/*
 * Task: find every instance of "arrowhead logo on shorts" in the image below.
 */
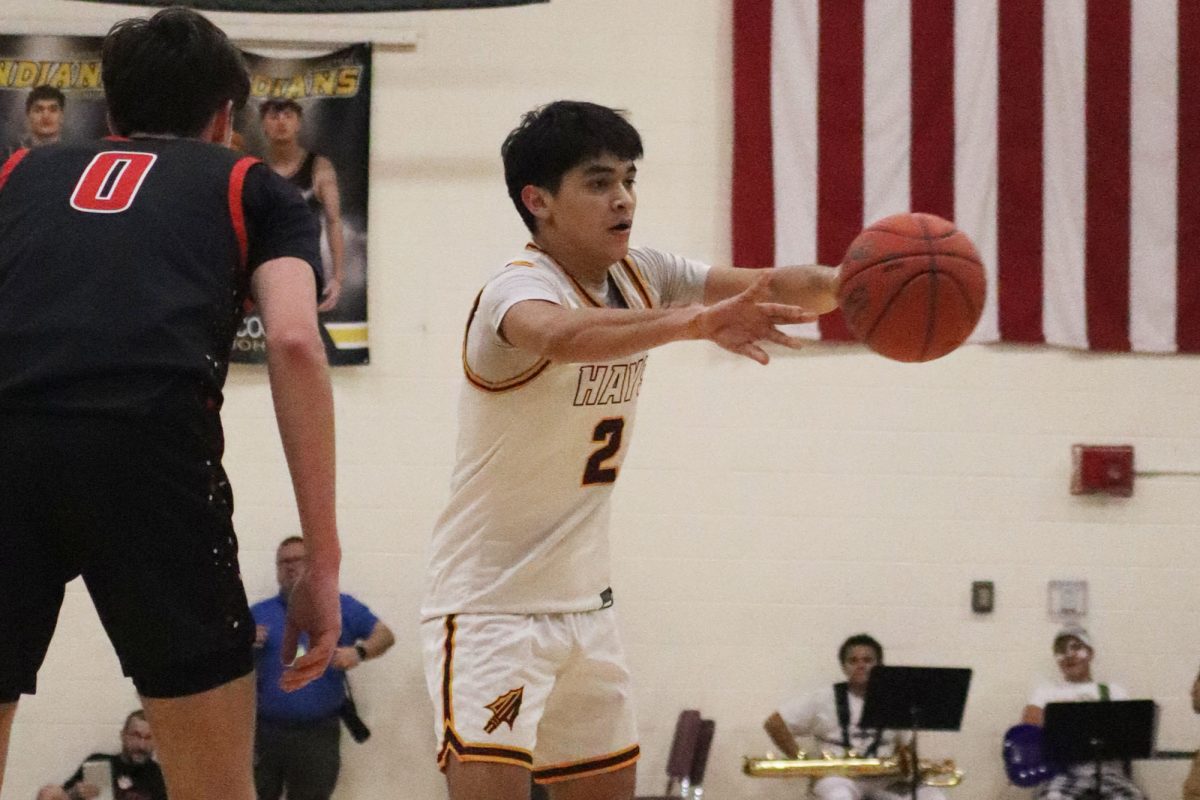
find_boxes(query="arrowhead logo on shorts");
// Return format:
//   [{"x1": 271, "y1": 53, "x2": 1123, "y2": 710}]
[{"x1": 483, "y1": 686, "x2": 524, "y2": 734}]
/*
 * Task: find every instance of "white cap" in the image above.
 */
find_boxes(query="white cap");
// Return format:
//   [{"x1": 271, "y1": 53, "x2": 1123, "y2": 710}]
[{"x1": 1053, "y1": 624, "x2": 1093, "y2": 651}]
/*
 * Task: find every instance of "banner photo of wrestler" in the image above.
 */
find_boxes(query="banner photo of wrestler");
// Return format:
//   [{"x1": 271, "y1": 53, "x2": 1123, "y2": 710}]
[
  {"x1": 0, "y1": 34, "x2": 371, "y2": 367},
  {"x1": 233, "y1": 44, "x2": 372, "y2": 366}
]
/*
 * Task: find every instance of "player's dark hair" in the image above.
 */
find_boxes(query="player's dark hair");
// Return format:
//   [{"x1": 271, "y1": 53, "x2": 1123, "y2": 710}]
[
  {"x1": 101, "y1": 7, "x2": 249, "y2": 138},
  {"x1": 278, "y1": 535, "x2": 304, "y2": 550},
  {"x1": 259, "y1": 98, "x2": 304, "y2": 118},
  {"x1": 25, "y1": 85, "x2": 65, "y2": 113},
  {"x1": 839, "y1": 634, "x2": 884, "y2": 665},
  {"x1": 122, "y1": 709, "x2": 146, "y2": 733},
  {"x1": 501, "y1": 100, "x2": 643, "y2": 233}
]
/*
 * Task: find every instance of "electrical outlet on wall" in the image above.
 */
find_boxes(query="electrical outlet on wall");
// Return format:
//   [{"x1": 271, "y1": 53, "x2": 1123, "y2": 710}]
[{"x1": 971, "y1": 581, "x2": 995, "y2": 613}]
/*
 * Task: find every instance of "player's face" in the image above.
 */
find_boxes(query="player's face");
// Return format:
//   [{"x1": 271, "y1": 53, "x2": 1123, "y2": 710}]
[
  {"x1": 1053, "y1": 637, "x2": 1093, "y2": 682},
  {"x1": 841, "y1": 645, "x2": 879, "y2": 690},
  {"x1": 120, "y1": 718, "x2": 154, "y2": 764},
  {"x1": 262, "y1": 108, "x2": 302, "y2": 144},
  {"x1": 539, "y1": 153, "x2": 637, "y2": 268},
  {"x1": 275, "y1": 541, "x2": 308, "y2": 595},
  {"x1": 26, "y1": 100, "x2": 62, "y2": 140}
]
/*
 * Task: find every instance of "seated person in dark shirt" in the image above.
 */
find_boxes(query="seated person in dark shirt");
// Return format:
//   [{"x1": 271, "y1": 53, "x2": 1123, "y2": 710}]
[{"x1": 36, "y1": 710, "x2": 166, "y2": 800}]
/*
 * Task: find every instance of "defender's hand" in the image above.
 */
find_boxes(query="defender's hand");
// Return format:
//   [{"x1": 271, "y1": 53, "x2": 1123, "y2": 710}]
[{"x1": 279, "y1": 566, "x2": 341, "y2": 692}]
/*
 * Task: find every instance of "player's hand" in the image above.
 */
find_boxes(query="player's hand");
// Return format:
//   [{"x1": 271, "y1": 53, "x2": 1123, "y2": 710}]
[
  {"x1": 330, "y1": 646, "x2": 361, "y2": 671},
  {"x1": 279, "y1": 565, "x2": 341, "y2": 692},
  {"x1": 695, "y1": 272, "x2": 815, "y2": 364},
  {"x1": 317, "y1": 277, "x2": 342, "y2": 312}
]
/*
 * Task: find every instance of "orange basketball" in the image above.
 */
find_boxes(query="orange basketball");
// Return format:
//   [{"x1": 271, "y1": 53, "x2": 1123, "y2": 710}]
[{"x1": 836, "y1": 213, "x2": 985, "y2": 363}]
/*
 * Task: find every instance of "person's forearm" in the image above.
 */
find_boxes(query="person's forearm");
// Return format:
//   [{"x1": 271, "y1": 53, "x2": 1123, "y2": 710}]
[
  {"x1": 529, "y1": 305, "x2": 704, "y2": 363},
  {"x1": 326, "y1": 211, "x2": 345, "y2": 283},
  {"x1": 360, "y1": 623, "x2": 395, "y2": 659},
  {"x1": 767, "y1": 264, "x2": 839, "y2": 314},
  {"x1": 764, "y1": 712, "x2": 802, "y2": 758},
  {"x1": 704, "y1": 264, "x2": 839, "y2": 313},
  {"x1": 266, "y1": 328, "x2": 340, "y2": 570}
]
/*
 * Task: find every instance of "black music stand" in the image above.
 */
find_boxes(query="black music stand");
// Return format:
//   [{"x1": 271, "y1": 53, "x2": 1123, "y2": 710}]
[
  {"x1": 860, "y1": 666, "x2": 972, "y2": 800},
  {"x1": 1043, "y1": 700, "x2": 1158, "y2": 800}
]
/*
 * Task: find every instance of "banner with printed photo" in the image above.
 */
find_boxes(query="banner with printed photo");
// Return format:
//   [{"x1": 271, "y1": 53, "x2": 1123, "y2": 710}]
[
  {"x1": 232, "y1": 44, "x2": 372, "y2": 365},
  {"x1": 78, "y1": 0, "x2": 544, "y2": 11},
  {"x1": 0, "y1": 35, "x2": 108, "y2": 154},
  {"x1": 0, "y1": 33, "x2": 370, "y2": 366}
]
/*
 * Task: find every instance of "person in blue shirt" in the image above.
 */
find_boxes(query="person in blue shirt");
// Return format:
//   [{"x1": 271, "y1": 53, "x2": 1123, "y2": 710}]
[{"x1": 251, "y1": 536, "x2": 394, "y2": 800}]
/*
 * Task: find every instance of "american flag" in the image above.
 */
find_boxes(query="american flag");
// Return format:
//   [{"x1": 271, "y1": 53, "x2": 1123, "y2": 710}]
[{"x1": 733, "y1": 0, "x2": 1199, "y2": 353}]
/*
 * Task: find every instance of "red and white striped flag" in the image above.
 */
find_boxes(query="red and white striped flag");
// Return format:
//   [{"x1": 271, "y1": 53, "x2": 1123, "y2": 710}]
[{"x1": 733, "y1": 0, "x2": 1200, "y2": 353}]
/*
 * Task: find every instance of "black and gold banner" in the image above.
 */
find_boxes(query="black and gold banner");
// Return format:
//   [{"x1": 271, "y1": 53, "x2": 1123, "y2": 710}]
[
  {"x1": 76, "y1": 0, "x2": 544, "y2": 11},
  {"x1": 231, "y1": 43, "x2": 373, "y2": 365},
  {"x1": 0, "y1": 34, "x2": 372, "y2": 366}
]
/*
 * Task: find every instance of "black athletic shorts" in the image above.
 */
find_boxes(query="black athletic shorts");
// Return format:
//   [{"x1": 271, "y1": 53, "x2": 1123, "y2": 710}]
[{"x1": 0, "y1": 411, "x2": 255, "y2": 701}]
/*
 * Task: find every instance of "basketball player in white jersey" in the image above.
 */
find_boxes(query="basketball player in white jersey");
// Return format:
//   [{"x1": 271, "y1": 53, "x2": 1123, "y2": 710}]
[{"x1": 421, "y1": 100, "x2": 840, "y2": 800}]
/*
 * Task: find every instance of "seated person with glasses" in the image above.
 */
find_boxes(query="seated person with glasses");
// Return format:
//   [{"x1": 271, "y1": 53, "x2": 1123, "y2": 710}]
[{"x1": 37, "y1": 710, "x2": 165, "y2": 800}]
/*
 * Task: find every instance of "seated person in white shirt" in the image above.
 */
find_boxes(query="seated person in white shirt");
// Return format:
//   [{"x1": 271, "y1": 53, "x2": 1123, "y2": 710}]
[
  {"x1": 1020, "y1": 625, "x2": 1145, "y2": 800},
  {"x1": 763, "y1": 634, "x2": 948, "y2": 800}
]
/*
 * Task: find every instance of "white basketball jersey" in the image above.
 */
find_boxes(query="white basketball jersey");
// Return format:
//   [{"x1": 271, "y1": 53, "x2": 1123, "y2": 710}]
[{"x1": 421, "y1": 244, "x2": 709, "y2": 618}]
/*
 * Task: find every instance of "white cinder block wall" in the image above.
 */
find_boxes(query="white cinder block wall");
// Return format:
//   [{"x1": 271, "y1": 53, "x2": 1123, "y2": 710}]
[{"x1": 5, "y1": 1, "x2": 1199, "y2": 799}]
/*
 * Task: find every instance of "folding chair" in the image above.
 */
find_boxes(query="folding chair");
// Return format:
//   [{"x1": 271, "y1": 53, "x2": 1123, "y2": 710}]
[
  {"x1": 688, "y1": 718, "x2": 716, "y2": 799},
  {"x1": 636, "y1": 709, "x2": 717, "y2": 799}
]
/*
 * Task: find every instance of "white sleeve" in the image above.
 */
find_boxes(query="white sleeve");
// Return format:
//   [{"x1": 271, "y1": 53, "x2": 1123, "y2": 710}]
[
  {"x1": 627, "y1": 246, "x2": 710, "y2": 307},
  {"x1": 477, "y1": 266, "x2": 563, "y2": 345},
  {"x1": 777, "y1": 692, "x2": 819, "y2": 736},
  {"x1": 1028, "y1": 682, "x2": 1053, "y2": 709},
  {"x1": 464, "y1": 266, "x2": 563, "y2": 383},
  {"x1": 1107, "y1": 683, "x2": 1130, "y2": 700}
]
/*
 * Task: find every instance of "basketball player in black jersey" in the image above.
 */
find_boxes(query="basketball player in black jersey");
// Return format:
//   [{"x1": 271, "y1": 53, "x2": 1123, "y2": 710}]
[
  {"x1": 0, "y1": 9, "x2": 342, "y2": 800},
  {"x1": 260, "y1": 98, "x2": 345, "y2": 312}
]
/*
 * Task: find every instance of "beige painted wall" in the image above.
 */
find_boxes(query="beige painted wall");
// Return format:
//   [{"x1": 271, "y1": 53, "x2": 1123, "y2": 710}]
[{"x1": 3, "y1": 1, "x2": 1199, "y2": 799}]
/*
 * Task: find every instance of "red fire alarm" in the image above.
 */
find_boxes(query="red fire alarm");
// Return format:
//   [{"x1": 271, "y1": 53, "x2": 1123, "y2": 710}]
[{"x1": 1071, "y1": 444, "x2": 1134, "y2": 497}]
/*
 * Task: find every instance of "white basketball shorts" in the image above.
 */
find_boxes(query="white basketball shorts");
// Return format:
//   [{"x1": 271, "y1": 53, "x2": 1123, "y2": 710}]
[{"x1": 421, "y1": 609, "x2": 640, "y2": 785}]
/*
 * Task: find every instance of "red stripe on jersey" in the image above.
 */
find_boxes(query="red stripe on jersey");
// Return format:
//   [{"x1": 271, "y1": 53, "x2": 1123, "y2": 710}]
[
  {"x1": 997, "y1": 0, "x2": 1045, "y2": 343},
  {"x1": 816, "y1": 0, "x2": 863, "y2": 341},
  {"x1": 910, "y1": 0, "x2": 956, "y2": 221},
  {"x1": 732, "y1": 0, "x2": 775, "y2": 269},
  {"x1": 0, "y1": 148, "x2": 29, "y2": 193},
  {"x1": 228, "y1": 156, "x2": 259, "y2": 271},
  {"x1": 1179, "y1": 2, "x2": 1200, "y2": 351},
  {"x1": 1084, "y1": 0, "x2": 1132, "y2": 351}
]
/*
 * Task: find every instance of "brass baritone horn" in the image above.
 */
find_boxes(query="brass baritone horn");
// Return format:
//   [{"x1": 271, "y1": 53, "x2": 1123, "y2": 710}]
[{"x1": 743, "y1": 752, "x2": 963, "y2": 788}]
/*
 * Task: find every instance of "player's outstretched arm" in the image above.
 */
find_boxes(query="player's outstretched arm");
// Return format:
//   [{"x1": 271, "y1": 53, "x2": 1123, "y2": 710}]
[
  {"x1": 251, "y1": 258, "x2": 342, "y2": 691},
  {"x1": 503, "y1": 272, "x2": 814, "y2": 365},
  {"x1": 704, "y1": 263, "x2": 840, "y2": 315}
]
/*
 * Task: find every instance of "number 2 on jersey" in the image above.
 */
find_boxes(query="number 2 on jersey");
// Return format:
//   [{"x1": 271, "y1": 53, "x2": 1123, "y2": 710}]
[
  {"x1": 70, "y1": 151, "x2": 157, "y2": 214},
  {"x1": 582, "y1": 417, "x2": 625, "y2": 485}
]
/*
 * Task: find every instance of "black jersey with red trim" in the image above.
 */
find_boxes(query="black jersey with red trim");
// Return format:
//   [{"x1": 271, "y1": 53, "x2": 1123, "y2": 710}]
[{"x1": 0, "y1": 137, "x2": 320, "y2": 422}]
